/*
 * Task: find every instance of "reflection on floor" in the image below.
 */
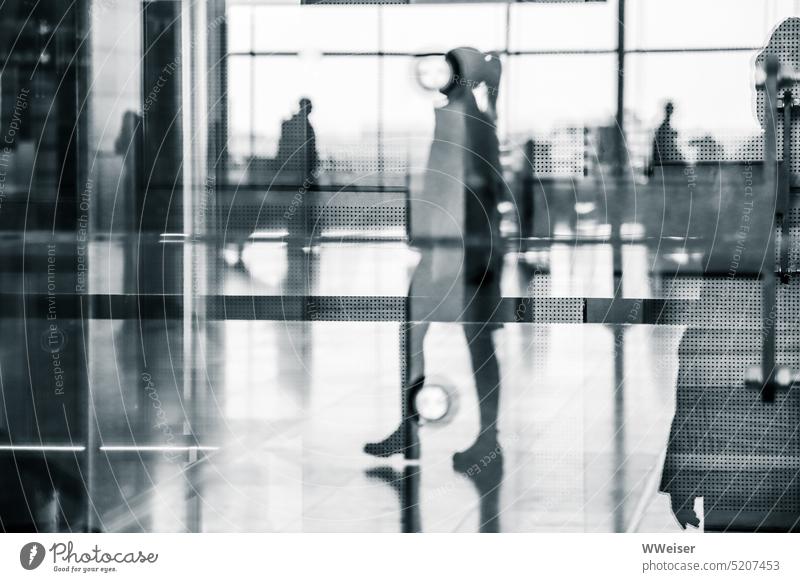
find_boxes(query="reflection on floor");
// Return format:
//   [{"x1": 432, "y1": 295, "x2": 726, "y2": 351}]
[{"x1": 75, "y1": 321, "x2": 687, "y2": 533}]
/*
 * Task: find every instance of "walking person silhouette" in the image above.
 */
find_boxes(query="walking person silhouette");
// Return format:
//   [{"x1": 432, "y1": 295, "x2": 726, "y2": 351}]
[{"x1": 365, "y1": 48, "x2": 507, "y2": 471}]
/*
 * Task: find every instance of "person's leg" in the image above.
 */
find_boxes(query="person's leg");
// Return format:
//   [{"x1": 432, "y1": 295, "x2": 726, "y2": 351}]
[
  {"x1": 466, "y1": 323, "x2": 501, "y2": 434},
  {"x1": 364, "y1": 321, "x2": 428, "y2": 459},
  {"x1": 234, "y1": 242, "x2": 246, "y2": 270},
  {"x1": 364, "y1": 246, "x2": 436, "y2": 459},
  {"x1": 405, "y1": 320, "x2": 427, "y2": 384},
  {"x1": 453, "y1": 323, "x2": 502, "y2": 468}
]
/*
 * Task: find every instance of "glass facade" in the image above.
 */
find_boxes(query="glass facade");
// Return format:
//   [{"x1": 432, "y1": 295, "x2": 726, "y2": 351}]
[{"x1": 0, "y1": 0, "x2": 798, "y2": 534}]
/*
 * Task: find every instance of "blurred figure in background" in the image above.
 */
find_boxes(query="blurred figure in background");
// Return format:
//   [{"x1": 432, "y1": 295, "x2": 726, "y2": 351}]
[
  {"x1": 277, "y1": 97, "x2": 319, "y2": 247},
  {"x1": 649, "y1": 101, "x2": 683, "y2": 173},
  {"x1": 276, "y1": 97, "x2": 319, "y2": 187}
]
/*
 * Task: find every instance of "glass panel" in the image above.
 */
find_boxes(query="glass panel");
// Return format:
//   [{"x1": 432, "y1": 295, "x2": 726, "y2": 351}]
[
  {"x1": 506, "y1": 54, "x2": 616, "y2": 134},
  {"x1": 250, "y1": 5, "x2": 380, "y2": 53},
  {"x1": 509, "y1": 1, "x2": 618, "y2": 53},
  {"x1": 626, "y1": 0, "x2": 800, "y2": 50},
  {"x1": 625, "y1": 52, "x2": 762, "y2": 145},
  {"x1": 381, "y1": 4, "x2": 507, "y2": 53}
]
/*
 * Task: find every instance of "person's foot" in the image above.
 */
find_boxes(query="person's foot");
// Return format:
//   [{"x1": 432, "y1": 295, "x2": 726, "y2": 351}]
[
  {"x1": 364, "y1": 377, "x2": 424, "y2": 459},
  {"x1": 670, "y1": 496, "x2": 700, "y2": 529},
  {"x1": 364, "y1": 420, "x2": 420, "y2": 459},
  {"x1": 452, "y1": 430, "x2": 501, "y2": 474}
]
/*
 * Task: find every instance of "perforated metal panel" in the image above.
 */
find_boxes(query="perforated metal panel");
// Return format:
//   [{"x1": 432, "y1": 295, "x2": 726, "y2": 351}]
[
  {"x1": 213, "y1": 199, "x2": 407, "y2": 234},
  {"x1": 528, "y1": 128, "x2": 585, "y2": 177},
  {"x1": 656, "y1": 275, "x2": 800, "y2": 529},
  {"x1": 319, "y1": 143, "x2": 407, "y2": 175}
]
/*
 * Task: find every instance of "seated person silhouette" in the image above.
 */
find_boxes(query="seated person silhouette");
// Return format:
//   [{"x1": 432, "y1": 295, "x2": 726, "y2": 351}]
[
  {"x1": 659, "y1": 18, "x2": 800, "y2": 532},
  {"x1": 364, "y1": 48, "x2": 507, "y2": 472}
]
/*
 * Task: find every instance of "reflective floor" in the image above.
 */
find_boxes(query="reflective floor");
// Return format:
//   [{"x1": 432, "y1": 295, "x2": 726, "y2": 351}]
[{"x1": 6, "y1": 235, "x2": 793, "y2": 533}]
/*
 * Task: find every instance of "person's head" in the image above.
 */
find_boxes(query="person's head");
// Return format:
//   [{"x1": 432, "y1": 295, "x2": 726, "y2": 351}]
[
  {"x1": 298, "y1": 97, "x2": 313, "y2": 116},
  {"x1": 664, "y1": 101, "x2": 675, "y2": 118},
  {"x1": 442, "y1": 47, "x2": 487, "y2": 97},
  {"x1": 754, "y1": 17, "x2": 800, "y2": 129}
]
